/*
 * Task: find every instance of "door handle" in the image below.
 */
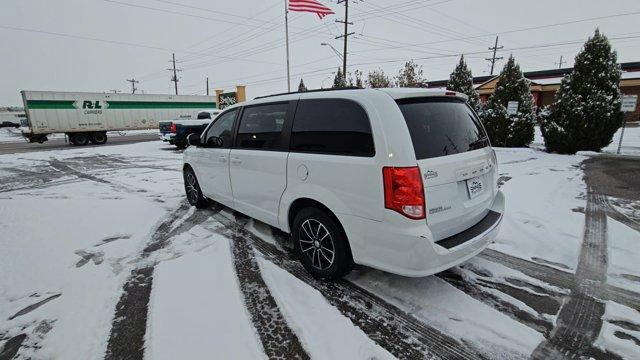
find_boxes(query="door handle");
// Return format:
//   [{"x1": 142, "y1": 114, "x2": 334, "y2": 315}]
[
  {"x1": 218, "y1": 156, "x2": 227, "y2": 163},
  {"x1": 230, "y1": 157, "x2": 242, "y2": 164}
]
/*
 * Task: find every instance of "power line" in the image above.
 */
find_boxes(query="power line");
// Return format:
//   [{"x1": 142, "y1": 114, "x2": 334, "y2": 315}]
[
  {"x1": 351, "y1": 9, "x2": 640, "y2": 54},
  {"x1": 485, "y1": 36, "x2": 503, "y2": 75}
]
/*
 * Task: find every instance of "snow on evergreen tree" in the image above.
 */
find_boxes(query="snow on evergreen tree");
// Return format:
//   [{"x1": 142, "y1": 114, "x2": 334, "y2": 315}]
[
  {"x1": 541, "y1": 29, "x2": 622, "y2": 154},
  {"x1": 298, "y1": 78, "x2": 307, "y2": 92},
  {"x1": 447, "y1": 55, "x2": 481, "y2": 113},
  {"x1": 354, "y1": 70, "x2": 364, "y2": 88},
  {"x1": 396, "y1": 60, "x2": 428, "y2": 88},
  {"x1": 481, "y1": 55, "x2": 535, "y2": 147},
  {"x1": 367, "y1": 69, "x2": 392, "y2": 88},
  {"x1": 333, "y1": 68, "x2": 347, "y2": 88},
  {"x1": 347, "y1": 70, "x2": 364, "y2": 88}
]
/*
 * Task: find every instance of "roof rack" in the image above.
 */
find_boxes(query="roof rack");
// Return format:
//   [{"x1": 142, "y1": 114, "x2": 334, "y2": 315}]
[{"x1": 254, "y1": 86, "x2": 362, "y2": 100}]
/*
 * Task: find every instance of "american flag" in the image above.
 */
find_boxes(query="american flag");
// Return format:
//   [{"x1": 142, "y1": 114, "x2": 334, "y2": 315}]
[{"x1": 288, "y1": 0, "x2": 335, "y2": 19}]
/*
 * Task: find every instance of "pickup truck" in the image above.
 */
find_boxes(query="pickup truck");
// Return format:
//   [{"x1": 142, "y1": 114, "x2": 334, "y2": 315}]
[{"x1": 159, "y1": 109, "x2": 221, "y2": 148}]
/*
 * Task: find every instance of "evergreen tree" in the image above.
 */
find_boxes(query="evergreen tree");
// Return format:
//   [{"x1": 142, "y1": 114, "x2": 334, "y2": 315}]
[
  {"x1": 481, "y1": 55, "x2": 535, "y2": 147},
  {"x1": 396, "y1": 60, "x2": 428, "y2": 88},
  {"x1": 333, "y1": 68, "x2": 347, "y2": 88},
  {"x1": 298, "y1": 78, "x2": 307, "y2": 92},
  {"x1": 447, "y1": 55, "x2": 481, "y2": 113},
  {"x1": 541, "y1": 29, "x2": 622, "y2": 154},
  {"x1": 366, "y1": 69, "x2": 392, "y2": 88},
  {"x1": 354, "y1": 70, "x2": 364, "y2": 88}
]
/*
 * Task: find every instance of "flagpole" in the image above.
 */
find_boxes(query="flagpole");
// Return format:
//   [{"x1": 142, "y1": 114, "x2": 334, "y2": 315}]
[{"x1": 285, "y1": 0, "x2": 291, "y2": 92}]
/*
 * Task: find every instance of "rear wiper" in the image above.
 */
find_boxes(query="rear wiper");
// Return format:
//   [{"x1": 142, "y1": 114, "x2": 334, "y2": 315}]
[{"x1": 468, "y1": 136, "x2": 488, "y2": 150}]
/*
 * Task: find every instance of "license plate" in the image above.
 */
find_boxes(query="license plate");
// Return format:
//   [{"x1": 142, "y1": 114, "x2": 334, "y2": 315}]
[{"x1": 466, "y1": 176, "x2": 484, "y2": 199}]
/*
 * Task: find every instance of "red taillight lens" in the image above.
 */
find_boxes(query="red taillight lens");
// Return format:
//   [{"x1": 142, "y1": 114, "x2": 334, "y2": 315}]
[
  {"x1": 169, "y1": 123, "x2": 177, "y2": 133},
  {"x1": 383, "y1": 166, "x2": 426, "y2": 219}
]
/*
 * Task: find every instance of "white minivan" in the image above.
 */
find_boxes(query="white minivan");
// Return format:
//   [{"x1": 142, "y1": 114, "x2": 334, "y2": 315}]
[{"x1": 183, "y1": 88, "x2": 504, "y2": 279}]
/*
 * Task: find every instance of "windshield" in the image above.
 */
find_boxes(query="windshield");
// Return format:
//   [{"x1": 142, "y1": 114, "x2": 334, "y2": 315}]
[{"x1": 396, "y1": 97, "x2": 489, "y2": 160}]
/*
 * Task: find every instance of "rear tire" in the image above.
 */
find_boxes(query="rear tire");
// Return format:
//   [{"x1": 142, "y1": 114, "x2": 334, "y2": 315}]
[
  {"x1": 183, "y1": 167, "x2": 208, "y2": 209},
  {"x1": 293, "y1": 207, "x2": 353, "y2": 280},
  {"x1": 69, "y1": 133, "x2": 89, "y2": 146},
  {"x1": 90, "y1": 132, "x2": 107, "y2": 145}
]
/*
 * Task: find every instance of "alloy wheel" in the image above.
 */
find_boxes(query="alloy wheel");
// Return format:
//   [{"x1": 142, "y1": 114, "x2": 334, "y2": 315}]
[
  {"x1": 185, "y1": 171, "x2": 199, "y2": 204},
  {"x1": 298, "y1": 219, "x2": 335, "y2": 270}
]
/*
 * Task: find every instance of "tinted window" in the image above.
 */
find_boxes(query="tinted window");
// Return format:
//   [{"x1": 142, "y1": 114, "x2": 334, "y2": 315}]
[
  {"x1": 396, "y1": 98, "x2": 488, "y2": 160},
  {"x1": 197, "y1": 111, "x2": 211, "y2": 119},
  {"x1": 235, "y1": 103, "x2": 288, "y2": 150},
  {"x1": 291, "y1": 99, "x2": 374, "y2": 157},
  {"x1": 204, "y1": 109, "x2": 237, "y2": 147}
]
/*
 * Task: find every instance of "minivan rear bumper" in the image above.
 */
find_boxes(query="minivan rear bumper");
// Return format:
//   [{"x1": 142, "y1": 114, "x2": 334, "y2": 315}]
[{"x1": 342, "y1": 190, "x2": 504, "y2": 277}]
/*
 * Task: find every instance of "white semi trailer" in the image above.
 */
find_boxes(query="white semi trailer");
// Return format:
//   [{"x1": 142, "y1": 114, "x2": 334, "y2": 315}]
[{"x1": 20, "y1": 90, "x2": 217, "y2": 145}]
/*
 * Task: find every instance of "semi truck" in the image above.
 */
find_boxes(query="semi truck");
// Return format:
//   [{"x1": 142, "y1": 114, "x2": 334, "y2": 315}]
[{"x1": 20, "y1": 90, "x2": 217, "y2": 145}]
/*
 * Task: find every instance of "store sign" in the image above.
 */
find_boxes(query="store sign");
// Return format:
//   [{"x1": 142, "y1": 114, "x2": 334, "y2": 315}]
[
  {"x1": 218, "y1": 92, "x2": 237, "y2": 110},
  {"x1": 507, "y1": 101, "x2": 519, "y2": 115},
  {"x1": 621, "y1": 95, "x2": 638, "y2": 112}
]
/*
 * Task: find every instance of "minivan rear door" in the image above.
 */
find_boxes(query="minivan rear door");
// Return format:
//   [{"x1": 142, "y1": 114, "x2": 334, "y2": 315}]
[
  {"x1": 229, "y1": 102, "x2": 293, "y2": 228},
  {"x1": 396, "y1": 97, "x2": 497, "y2": 241}
]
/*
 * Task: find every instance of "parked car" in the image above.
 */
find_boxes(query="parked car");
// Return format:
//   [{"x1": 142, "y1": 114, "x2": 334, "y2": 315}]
[
  {"x1": 0, "y1": 121, "x2": 20, "y2": 128},
  {"x1": 159, "y1": 110, "x2": 221, "y2": 148},
  {"x1": 182, "y1": 88, "x2": 504, "y2": 279}
]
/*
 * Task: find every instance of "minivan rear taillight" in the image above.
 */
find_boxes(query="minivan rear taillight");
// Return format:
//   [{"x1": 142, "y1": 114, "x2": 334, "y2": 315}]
[
  {"x1": 169, "y1": 123, "x2": 177, "y2": 133},
  {"x1": 382, "y1": 166, "x2": 425, "y2": 219}
]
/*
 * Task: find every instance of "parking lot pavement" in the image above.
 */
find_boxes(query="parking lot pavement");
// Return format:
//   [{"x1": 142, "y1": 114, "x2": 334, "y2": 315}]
[
  {"x1": 0, "y1": 133, "x2": 158, "y2": 155},
  {"x1": 0, "y1": 142, "x2": 639, "y2": 359}
]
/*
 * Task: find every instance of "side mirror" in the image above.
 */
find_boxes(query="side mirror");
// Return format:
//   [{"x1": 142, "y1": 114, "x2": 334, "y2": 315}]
[
  {"x1": 206, "y1": 136, "x2": 224, "y2": 148},
  {"x1": 187, "y1": 133, "x2": 201, "y2": 147}
]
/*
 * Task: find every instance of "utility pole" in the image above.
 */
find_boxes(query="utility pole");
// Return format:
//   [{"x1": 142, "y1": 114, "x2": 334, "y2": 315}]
[
  {"x1": 485, "y1": 36, "x2": 503, "y2": 76},
  {"x1": 125, "y1": 78, "x2": 139, "y2": 94},
  {"x1": 284, "y1": 0, "x2": 291, "y2": 92},
  {"x1": 336, "y1": 0, "x2": 354, "y2": 82},
  {"x1": 167, "y1": 53, "x2": 182, "y2": 95},
  {"x1": 206, "y1": 77, "x2": 210, "y2": 96},
  {"x1": 555, "y1": 56, "x2": 566, "y2": 69}
]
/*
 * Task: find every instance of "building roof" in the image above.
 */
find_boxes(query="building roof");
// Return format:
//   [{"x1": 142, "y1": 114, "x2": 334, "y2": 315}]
[{"x1": 427, "y1": 61, "x2": 640, "y2": 88}]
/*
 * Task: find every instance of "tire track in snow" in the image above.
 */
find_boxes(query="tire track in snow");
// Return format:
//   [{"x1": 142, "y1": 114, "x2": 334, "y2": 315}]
[
  {"x1": 480, "y1": 249, "x2": 640, "y2": 312},
  {"x1": 229, "y1": 217, "x2": 310, "y2": 360},
  {"x1": 531, "y1": 188, "x2": 615, "y2": 359},
  {"x1": 105, "y1": 202, "x2": 211, "y2": 360},
  {"x1": 207, "y1": 210, "x2": 486, "y2": 360}
]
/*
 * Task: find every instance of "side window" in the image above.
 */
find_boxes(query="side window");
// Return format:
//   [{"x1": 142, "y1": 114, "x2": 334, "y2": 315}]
[
  {"x1": 235, "y1": 103, "x2": 288, "y2": 150},
  {"x1": 204, "y1": 109, "x2": 237, "y2": 147},
  {"x1": 290, "y1": 99, "x2": 374, "y2": 157}
]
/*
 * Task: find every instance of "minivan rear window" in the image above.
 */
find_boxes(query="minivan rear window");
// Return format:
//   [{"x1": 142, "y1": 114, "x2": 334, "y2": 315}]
[{"x1": 396, "y1": 97, "x2": 489, "y2": 160}]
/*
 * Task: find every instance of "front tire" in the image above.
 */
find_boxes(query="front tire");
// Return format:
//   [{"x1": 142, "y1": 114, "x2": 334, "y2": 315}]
[
  {"x1": 183, "y1": 167, "x2": 207, "y2": 209},
  {"x1": 293, "y1": 207, "x2": 352, "y2": 280}
]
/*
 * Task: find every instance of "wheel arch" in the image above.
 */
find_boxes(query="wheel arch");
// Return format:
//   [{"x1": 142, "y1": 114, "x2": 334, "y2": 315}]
[{"x1": 287, "y1": 197, "x2": 354, "y2": 261}]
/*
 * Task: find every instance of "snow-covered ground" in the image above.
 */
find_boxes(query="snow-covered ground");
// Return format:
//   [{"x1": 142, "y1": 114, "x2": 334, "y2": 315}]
[
  {"x1": 1, "y1": 140, "x2": 639, "y2": 359},
  {"x1": 490, "y1": 147, "x2": 586, "y2": 272}
]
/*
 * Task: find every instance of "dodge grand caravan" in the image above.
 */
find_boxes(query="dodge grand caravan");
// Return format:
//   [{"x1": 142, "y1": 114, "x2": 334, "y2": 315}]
[{"x1": 183, "y1": 88, "x2": 504, "y2": 279}]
